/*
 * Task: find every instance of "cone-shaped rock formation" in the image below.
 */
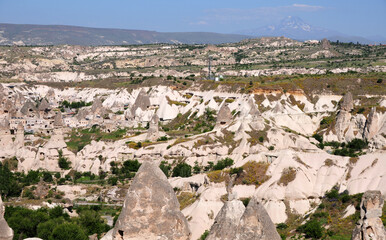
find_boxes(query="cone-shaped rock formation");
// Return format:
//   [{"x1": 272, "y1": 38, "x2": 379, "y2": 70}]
[{"x1": 111, "y1": 161, "x2": 191, "y2": 240}]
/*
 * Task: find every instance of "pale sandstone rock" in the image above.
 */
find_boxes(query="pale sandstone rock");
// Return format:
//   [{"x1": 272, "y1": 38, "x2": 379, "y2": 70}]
[
  {"x1": 352, "y1": 190, "x2": 386, "y2": 240},
  {"x1": 234, "y1": 198, "x2": 281, "y2": 240},
  {"x1": 0, "y1": 196, "x2": 13, "y2": 240},
  {"x1": 112, "y1": 161, "x2": 190, "y2": 240},
  {"x1": 207, "y1": 199, "x2": 245, "y2": 240}
]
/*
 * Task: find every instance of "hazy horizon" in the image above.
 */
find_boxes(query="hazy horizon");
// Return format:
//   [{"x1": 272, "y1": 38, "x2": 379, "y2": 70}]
[{"x1": 0, "y1": 0, "x2": 385, "y2": 38}]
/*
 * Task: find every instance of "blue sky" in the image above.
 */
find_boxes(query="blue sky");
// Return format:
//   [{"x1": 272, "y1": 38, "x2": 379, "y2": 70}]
[{"x1": 0, "y1": 0, "x2": 385, "y2": 37}]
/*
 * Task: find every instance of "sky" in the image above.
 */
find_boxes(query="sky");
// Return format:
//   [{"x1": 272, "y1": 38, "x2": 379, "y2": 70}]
[{"x1": 0, "y1": 0, "x2": 385, "y2": 38}]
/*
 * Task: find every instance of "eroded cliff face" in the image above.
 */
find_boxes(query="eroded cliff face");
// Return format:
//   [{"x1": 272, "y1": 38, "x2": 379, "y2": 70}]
[
  {"x1": 1, "y1": 83, "x2": 385, "y2": 239},
  {"x1": 352, "y1": 191, "x2": 386, "y2": 240}
]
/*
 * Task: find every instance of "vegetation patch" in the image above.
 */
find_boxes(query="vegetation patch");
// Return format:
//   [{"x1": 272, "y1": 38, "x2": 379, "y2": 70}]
[
  {"x1": 278, "y1": 167, "x2": 297, "y2": 186},
  {"x1": 177, "y1": 192, "x2": 199, "y2": 210},
  {"x1": 234, "y1": 161, "x2": 270, "y2": 186}
]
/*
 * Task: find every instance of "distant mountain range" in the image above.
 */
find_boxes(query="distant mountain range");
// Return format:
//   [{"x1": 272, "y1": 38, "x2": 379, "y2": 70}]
[
  {"x1": 237, "y1": 16, "x2": 385, "y2": 44},
  {"x1": 0, "y1": 23, "x2": 249, "y2": 45},
  {"x1": 0, "y1": 19, "x2": 384, "y2": 46}
]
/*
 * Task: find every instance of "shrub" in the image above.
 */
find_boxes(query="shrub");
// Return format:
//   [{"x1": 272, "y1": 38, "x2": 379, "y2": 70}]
[
  {"x1": 325, "y1": 188, "x2": 339, "y2": 199},
  {"x1": 241, "y1": 198, "x2": 250, "y2": 207},
  {"x1": 200, "y1": 230, "x2": 209, "y2": 240},
  {"x1": 43, "y1": 172, "x2": 53, "y2": 183},
  {"x1": 107, "y1": 176, "x2": 118, "y2": 186},
  {"x1": 157, "y1": 136, "x2": 168, "y2": 142},
  {"x1": 296, "y1": 219, "x2": 323, "y2": 239},
  {"x1": 51, "y1": 223, "x2": 88, "y2": 240},
  {"x1": 312, "y1": 133, "x2": 323, "y2": 143},
  {"x1": 122, "y1": 160, "x2": 141, "y2": 172},
  {"x1": 159, "y1": 161, "x2": 172, "y2": 177},
  {"x1": 172, "y1": 163, "x2": 192, "y2": 178},
  {"x1": 213, "y1": 157, "x2": 234, "y2": 171},
  {"x1": 277, "y1": 223, "x2": 288, "y2": 230},
  {"x1": 58, "y1": 150, "x2": 71, "y2": 170},
  {"x1": 347, "y1": 138, "x2": 367, "y2": 151}
]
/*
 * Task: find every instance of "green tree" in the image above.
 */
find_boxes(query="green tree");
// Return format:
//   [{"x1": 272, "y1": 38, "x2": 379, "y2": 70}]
[
  {"x1": 51, "y1": 223, "x2": 88, "y2": 240},
  {"x1": 172, "y1": 163, "x2": 192, "y2": 178},
  {"x1": 78, "y1": 210, "x2": 110, "y2": 236}
]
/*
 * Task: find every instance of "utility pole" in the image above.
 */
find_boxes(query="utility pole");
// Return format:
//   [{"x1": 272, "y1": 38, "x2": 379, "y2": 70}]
[{"x1": 208, "y1": 56, "x2": 212, "y2": 80}]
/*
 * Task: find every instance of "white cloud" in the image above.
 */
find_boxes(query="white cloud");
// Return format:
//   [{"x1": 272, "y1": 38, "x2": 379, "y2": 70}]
[
  {"x1": 200, "y1": 4, "x2": 325, "y2": 23},
  {"x1": 292, "y1": 4, "x2": 324, "y2": 11},
  {"x1": 190, "y1": 21, "x2": 208, "y2": 25}
]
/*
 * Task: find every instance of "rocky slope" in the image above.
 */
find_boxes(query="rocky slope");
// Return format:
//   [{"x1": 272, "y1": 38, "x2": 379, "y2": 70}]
[{"x1": 0, "y1": 81, "x2": 385, "y2": 239}]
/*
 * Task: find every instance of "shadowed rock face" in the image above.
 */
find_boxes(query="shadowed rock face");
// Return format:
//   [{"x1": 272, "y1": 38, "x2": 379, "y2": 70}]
[
  {"x1": 363, "y1": 107, "x2": 379, "y2": 140},
  {"x1": 341, "y1": 92, "x2": 353, "y2": 112},
  {"x1": 335, "y1": 92, "x2": 354, "y2": 141},
  {"x1": 146, "y1": 113, "x2": 159, "y2": 141},
  {"x1": 0, "y1": 196, "x2": 13, "y2": 240},
  {"x1": 131, "y1": 89, "x2": 151, "y2": 115},
  {"x1": 216, "y1": 104, "x2": 232, "y2": 126},
  {"x1": 207, "y1": 199, "x2": 245, "y2": 240},
  {"x1": 352, "y1": 191, "x2": 386, "y2": 240},
  {"x1": 235, "y1": 198, "x2": 281, "y2": 240},
  {"x1": 112, "y1": 161, "x2": 191, "y2": 240}
]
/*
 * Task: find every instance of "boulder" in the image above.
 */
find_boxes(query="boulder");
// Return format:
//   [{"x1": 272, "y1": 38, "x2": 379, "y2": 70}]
[
  {"x1": 234, "y1": 198, "x2": 281, "y2": 240},
  {"x1": 0, "y1": 196, "x2": 14, "y2": 240},
  {"x1": 111, "y1": 161, "x2": 191, "y2": 240},
  {"x1": 352, "y1": 190, "x2": 386, "y2": 240}
]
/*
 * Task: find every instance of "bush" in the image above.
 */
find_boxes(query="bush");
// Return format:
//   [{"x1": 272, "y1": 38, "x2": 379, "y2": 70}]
[
  {"x1": 172, "y1": 163, "x2": 192, "y2": 178},
  {"x1": 159, "y1": 161, "x2": 172, "y2": 177},
  {"x1": 312, "y1": 133, "x2": 323, "y2": 143},
  {"x1": 200, "y1": 230, "x2": 209, "y2": 240},
  {"x1": 43, "y1": 172, "x2": 53, "y2": 183},
  {"x1": 58, "y1": 150, "x2": 71, "y2": 170},
  {"x1": 157, "y1": 136, "x2": 168, "y2": 142},
  {"x1": 78, "y1": 210, "x2": 110, "y2": 236},
  {"x1": 213, "y1": 157, "x2": 234, "y2": 171},
  {"x1": 325, "y1": 188, "x2": 339, "y2": 199},
  {"x1": 51, "y1": 223, "x2": 88, "y2": 240},
  {"x1": 241, "y1": 198, "x2": 250, "y2": 207},
  {"x1": 122, "y1": 159, "x2": 141, "y2": 172},
  {"x1": 297, "y1": 219, "x2": 323, "y2": 239},
  {"x1": 347, "y1": 138, "x2": 367, "y2": 151},
  {"x1": 108, "y1": 176, "x2": 118, "y2": 186},
  {"x1": 277, "y1": 223, "x2": 288, "y2": 230}
]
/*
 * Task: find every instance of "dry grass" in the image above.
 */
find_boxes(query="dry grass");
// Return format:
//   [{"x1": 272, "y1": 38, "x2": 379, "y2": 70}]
[
  {"x1": 278, "y1": 167, "x2": 297, "y2": 186},
  {"x1": 234, "y1": 161, "x2": 270, "y2": 186},
  {"x1": 207, "y1": 170, "x2": 227, "y2": 183},
  {"x1": 177, "y1": 192, "x2": 198, "y2": 210}
]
